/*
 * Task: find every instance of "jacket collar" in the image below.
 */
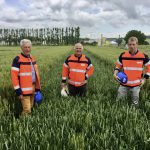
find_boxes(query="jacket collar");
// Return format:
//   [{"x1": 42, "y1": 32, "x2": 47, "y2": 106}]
[
  {"x1": 74, "y1": 54, "x2": 82, "y2": 59},
  {"x1": 21, "y1": 53, "x2": 31, "y2": 58},
  {"x1": 129, "y1": 50, "x2": 138, "y2": 55}
]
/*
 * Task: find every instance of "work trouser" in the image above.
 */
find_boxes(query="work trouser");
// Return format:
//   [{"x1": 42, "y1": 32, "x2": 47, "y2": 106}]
[
  {"x1": 21, "y1": 84, "x2": 35, "y2": 115},
  {"x1": 68, "y1": 84, "x2": 87, "y2": 97},
  {"x1": 117, "y1": 85, "x2": 141, "y2": 105}
]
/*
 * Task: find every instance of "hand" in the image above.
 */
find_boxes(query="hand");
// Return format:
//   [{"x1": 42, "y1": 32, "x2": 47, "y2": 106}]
[
  {"x1": 18, "y1": 95, "x2": 23, "y2": 100},
  {"x1": 140, "y1": 78, "x2": 146, "y2": 87},
  {"x1": 113, "y1": 74, "x2": 120, "y2": 83}
]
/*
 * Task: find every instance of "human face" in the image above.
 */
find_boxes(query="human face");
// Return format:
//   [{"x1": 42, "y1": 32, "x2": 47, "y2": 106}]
[
  {"x1": 75, "y1": 46, "x2": 83, "y2": 57},
  {"x1": 21, "y1": 43, "x2": 31, "y2": 55},
  {"x1": 128, "y1": 41, "x2": 138, "y2": 53}
]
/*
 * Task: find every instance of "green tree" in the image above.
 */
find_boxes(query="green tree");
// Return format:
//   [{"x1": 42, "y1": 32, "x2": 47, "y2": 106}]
[
  {"x1": 65, "y1": 27, "x2": 69, "y2": 45},
  {"x1": 124, "y1": 30, "x2": 146, "y2": 45},
  {"x1": 75, "y1": 27, "x2": 80, "y2": 43},
  {"x1": 116, "y1": 38, "x2": 122, "y2": 46}
]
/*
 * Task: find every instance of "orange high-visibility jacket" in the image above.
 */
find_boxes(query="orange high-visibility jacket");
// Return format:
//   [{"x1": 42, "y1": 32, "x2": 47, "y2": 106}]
[
  {"x1": 62, "y1": 54, "x2": 94, "y2": 87},
  {"x1": 115, "y1": 50, "x2": 150, "y2": 87},
  {"x1": 11, "y1": 53, "x2": 41, "y2": 96}
]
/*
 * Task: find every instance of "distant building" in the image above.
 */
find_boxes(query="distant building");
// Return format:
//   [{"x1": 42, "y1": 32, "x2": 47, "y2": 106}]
[
  {"x1": 84, "y1": 39, "x2": 98, "y2": 44},
  {"x1": 98, "y1": 34, "x2": 107, "y2": 46},
  {"x1": 106, "y1": 38, "x2": 117, "y2": 42},
  {"x1": 98, "y1": 34, "x2": 118, "y2": 46},
  {"x1": 110, "y1": 41, "x2": 118, "y2": 46}
]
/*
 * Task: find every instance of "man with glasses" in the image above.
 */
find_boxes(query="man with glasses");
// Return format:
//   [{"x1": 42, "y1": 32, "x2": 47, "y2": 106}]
[
  {"x1": 114, "y1": 37, "x2": 150, "y2": 107},
  {"x1": 61, "y1": 43, "x2": 94, "y2": 97}
]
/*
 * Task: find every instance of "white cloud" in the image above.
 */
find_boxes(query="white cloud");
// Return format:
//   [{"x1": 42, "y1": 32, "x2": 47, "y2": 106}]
[{"x1": 0, "y1": 0, "x2": 150, "y2": 38}]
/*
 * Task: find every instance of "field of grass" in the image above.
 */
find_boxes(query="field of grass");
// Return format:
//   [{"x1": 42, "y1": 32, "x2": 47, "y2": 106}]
[
  {"x1": 0, "y1": 45, "x2": 150, "y2": 149},
  {"x1": 85, "y1": 45, "x2": 150, "y2": 62}
]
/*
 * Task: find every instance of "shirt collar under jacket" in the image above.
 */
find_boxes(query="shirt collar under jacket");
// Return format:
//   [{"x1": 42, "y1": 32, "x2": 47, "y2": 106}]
[
  {"x1": 74, "y1": 54, "x2": 82, "y2": 59},
  {"x1": 129, "y1": 49, "x2": 139, "y2": 56},
  {"x1": 21, "y1": 52, "x2": 31, "y2": 59}
]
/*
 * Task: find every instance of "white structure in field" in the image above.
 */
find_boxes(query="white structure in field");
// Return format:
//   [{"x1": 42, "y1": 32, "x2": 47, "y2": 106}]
[
  {"x1": 110, "y1": 41, "x2": 118, "y2": 46},
  {"x1": 98, "y1": 34, "x2": 107, "y2": 46}
]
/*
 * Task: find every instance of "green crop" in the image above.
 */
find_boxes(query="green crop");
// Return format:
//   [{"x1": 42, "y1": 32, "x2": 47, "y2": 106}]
[{"x1": 0, "y1": 46, "x2": 150, "y2": 150}]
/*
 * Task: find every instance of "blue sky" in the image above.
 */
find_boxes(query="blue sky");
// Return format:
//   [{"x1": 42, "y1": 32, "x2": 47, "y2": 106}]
[{"x1": 0, "y1": 0, "x2": 150, "y2": 38}]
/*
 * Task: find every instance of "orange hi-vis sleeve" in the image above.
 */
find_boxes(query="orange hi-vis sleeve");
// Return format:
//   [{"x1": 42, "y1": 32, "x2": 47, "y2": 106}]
[
  {"x1": 85, "y1": 63, "x2": 94, "y2": 79},
  {"x1": 11, "y1": 56, "x2": 20, "y2": 92},
  {"x1": 62, "y1": 62, "x2": 69, "y2": 81},
  {"x1": 115, "y1": 52, "x2": 124, "y2": 71}
]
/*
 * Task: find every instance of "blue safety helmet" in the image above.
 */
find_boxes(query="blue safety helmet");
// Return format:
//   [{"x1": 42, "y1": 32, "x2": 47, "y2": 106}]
[
  {"x1": 34, "y1": 91, "x2": 43, "y2": 104},
  {"x1": 116, "y1": 72, "x2": 128, "y2": 84}
]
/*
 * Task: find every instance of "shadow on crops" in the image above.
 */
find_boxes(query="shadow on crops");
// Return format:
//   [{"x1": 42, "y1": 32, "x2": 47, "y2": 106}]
[{"x1": 0, "y1": 86, "x2": 22, "y2": 119}]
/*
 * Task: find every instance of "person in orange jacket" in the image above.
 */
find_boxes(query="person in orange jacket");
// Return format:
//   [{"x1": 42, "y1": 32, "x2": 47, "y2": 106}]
[
  {"x1": 61, "y1": 43, "x2": 94, "y2": 97},
  {"x1": 114, "y1": 37, "x2": 150, "y2": 107},
  {"x1": 11, "y1": 39, "x2": 41, "y2": 115}
]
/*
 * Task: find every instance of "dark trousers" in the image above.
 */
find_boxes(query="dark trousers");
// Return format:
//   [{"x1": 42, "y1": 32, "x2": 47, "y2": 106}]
[{"x1": 68, "y1": 84, "x2": 87, "y2": 97}]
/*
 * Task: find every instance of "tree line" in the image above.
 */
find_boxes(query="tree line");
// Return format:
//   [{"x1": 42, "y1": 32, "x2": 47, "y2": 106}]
[
  {"x1": 116, "y1": 30, "x2": 149, "y2": 46},
  {"x1": 0, "y1": 27, "x2": 80, "y2": 46}
]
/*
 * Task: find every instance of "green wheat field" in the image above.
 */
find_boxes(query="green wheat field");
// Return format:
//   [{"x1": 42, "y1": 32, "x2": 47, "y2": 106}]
[{"x1": 0, "y1": 45, "x2": 150, "y2": 150}]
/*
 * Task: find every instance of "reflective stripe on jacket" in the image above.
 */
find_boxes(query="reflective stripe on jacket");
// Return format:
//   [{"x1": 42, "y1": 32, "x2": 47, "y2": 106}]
[
  {"x1": 11, "y1": 53, "x2": 41, "y2": 95},
  {"x1": 115, "y1": 50, "x2": 150, "y2": 87},
  {"x1": 62, "y1": 54, "x2": 94, "y2": 87}
]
